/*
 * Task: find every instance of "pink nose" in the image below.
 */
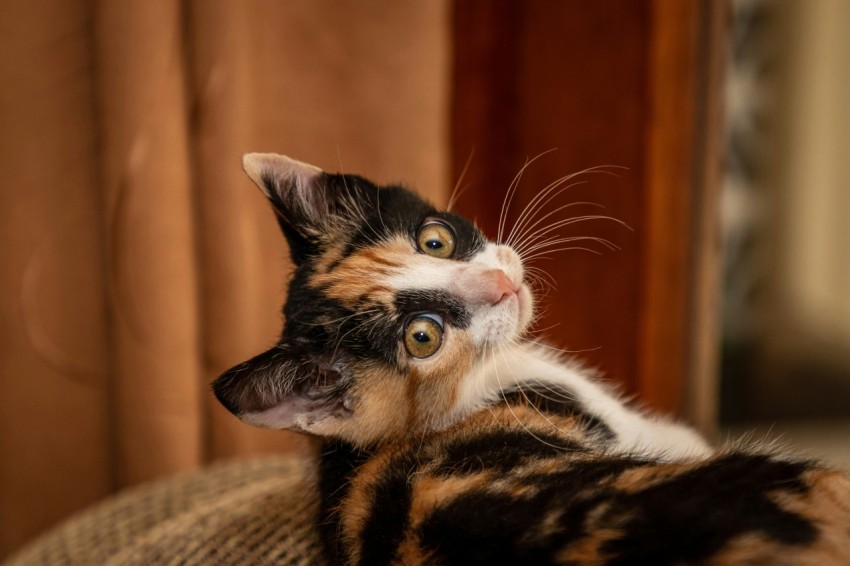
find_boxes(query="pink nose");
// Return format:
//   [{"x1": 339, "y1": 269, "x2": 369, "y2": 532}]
[
  {"x1": 449, "y1": 268, "x2": 520, "y2": 306},
  {"x1": 485, "y1": 269, "x2": 518, "y2": 305}
]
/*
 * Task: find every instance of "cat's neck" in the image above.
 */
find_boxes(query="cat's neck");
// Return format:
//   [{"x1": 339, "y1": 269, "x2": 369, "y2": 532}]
[{"x1": 449, "y1": 341, "x2": 711, "y2": 461}]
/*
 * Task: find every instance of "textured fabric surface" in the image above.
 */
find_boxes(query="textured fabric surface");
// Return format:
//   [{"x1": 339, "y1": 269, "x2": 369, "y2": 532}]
[{"x1": 4, "y1": 456, "x2": 323, "y2": 565}]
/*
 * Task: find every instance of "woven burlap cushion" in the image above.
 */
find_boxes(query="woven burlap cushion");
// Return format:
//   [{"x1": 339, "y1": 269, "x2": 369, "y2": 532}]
[{"x1": 5, "y1": 456, "x2": 324, "y2": 565}]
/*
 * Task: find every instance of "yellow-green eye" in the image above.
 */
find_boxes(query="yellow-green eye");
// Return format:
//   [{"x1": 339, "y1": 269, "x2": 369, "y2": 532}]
[
  {"x1": 404, "y1": 314, "x2": 444, "y2": 358},
  {"x1": 417, "y1": 221, "x2": 456, "y2": 259}
]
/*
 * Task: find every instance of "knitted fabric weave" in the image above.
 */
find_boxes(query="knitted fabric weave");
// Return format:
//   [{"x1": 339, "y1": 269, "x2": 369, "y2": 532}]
[{"x1": 5, "y1": 456, "x2": 323, "y2": 565}]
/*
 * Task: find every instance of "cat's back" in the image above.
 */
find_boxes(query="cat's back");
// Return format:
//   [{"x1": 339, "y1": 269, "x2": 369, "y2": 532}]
[{"x1": 333, "y1": 407, "x2": 850, "y2": 565}]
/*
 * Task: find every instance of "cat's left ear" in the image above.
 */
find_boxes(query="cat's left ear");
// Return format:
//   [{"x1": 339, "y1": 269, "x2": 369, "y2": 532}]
[
  {"x1": 242, "y1": 153, "x2": 373, "y2": 263},
  {"x1": 243, "y1": 152, "x2": 361, "y2": 232}
]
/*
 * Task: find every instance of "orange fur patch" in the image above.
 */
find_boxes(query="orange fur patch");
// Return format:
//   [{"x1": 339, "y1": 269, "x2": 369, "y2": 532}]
[
  {"x1": 612, "y1": 461, "x2": 700, "y2": 493},
  {"x1": 555, "y1": 527, "x2": 624, "y2": 564},
  {"x1": 339, "y1": 447, "x2": 401, "y2": 564},
  {"x1": 764, "y1": 469, "x2": 850, "y2": 562},
  {"x1": 408, "y1": 473, "x2": 493, "y2": 527},
  {"x1": 309, "y1": 236, "x2": 413, "y2": 307},
  {"x1": 407, "y1": 326, "x2": 475, "y2": 432}
]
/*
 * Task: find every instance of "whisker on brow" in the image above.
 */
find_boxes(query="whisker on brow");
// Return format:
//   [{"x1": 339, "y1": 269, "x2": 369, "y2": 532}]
[
  {"x1": 447, "y1": 148, "x2": 475, "y2": 212},
  {"x1": 509, "y1": 200, "x2": 605, "y2": 251},
  {"x1": 498, "y1": 149, "x2": 559, "y2": 243},
  {"x1": 504, "y1": 164, "x2": 624, "y2": 247}
]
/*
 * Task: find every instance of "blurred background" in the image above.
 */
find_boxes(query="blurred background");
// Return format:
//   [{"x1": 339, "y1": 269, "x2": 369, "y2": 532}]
[
  {"x1": 719, "y1": 0, "x2": 850, "y2": 473},
  {"x1": 0, "y1": 0, "x2": 847, "y2": 558}
]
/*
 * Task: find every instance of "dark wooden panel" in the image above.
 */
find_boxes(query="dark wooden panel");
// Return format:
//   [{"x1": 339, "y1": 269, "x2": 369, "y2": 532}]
[
  {"x1": 638, "y1": 0, "x2": 702, "y2": 414},
  {"x1": 452, "y1": 0, "x2": 719, "y2": 415},
  {"x1": 453, "y1": 0, "x2": 650, "y2": 396},
  {"x1": 450, "y1": 0, "x2": 524, "y2": 227}
]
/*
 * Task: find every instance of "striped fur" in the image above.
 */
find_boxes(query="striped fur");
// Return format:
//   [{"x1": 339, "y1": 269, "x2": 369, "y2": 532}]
[{"x1": 214, "y1": 154, "x2": 850, "y2": 565}]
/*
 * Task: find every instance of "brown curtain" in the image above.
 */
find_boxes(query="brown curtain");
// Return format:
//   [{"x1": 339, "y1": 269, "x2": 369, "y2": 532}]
[{"x1": 0, "y1": 0, "x2": 449, "y2": 555}]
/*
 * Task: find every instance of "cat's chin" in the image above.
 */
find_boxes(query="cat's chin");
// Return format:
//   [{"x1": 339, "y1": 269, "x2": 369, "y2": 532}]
[
  {"x1": 516, "y1": 283, "x2": 534, "y2": 334},
  {"x1": 471, "y1": 283, "x2": 535, "y2": 351}
]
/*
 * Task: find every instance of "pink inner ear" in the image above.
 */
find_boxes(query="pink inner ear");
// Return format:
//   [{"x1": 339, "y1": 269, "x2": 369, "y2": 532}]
[
  {"x1": 242, "y1": 152, "x2": 336, "y2": 228},
  {"x1": 242, "y1": 152, "x2": 323, "y2": 200},
  {"x1": 239, "y1": 392, "x2": 350, "y2": 431},
  {"x1": 240, "y1": 395, "x2": 313, "y2": 429}
]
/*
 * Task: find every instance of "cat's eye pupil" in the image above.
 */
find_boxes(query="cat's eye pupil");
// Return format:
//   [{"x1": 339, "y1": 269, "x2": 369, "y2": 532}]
[
  {"x1": 404, "y1": 314, "x2": 444, "y2": 358},
  {"x1": 417, "y1": 221, "x2": 456, "y2": 259}
]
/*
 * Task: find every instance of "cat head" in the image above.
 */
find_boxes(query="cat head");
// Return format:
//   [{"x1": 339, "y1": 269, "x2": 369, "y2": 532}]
[{"x1": 213, "y1": 153, "x2": 534, "y2": 447}]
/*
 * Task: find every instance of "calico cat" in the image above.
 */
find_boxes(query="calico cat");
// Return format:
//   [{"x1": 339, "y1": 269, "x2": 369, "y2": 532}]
[{"x1": 213, "y1": 153, "x2": 850, "y2": 565}]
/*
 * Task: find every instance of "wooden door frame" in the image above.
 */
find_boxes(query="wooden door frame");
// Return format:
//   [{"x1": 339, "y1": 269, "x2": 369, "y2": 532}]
[
  {"x1": 452, "y1": 0, "x2": 727, "y2": 432},
  {"x1": 639, "y1": 0, "x2": 727, "y2": 433}
]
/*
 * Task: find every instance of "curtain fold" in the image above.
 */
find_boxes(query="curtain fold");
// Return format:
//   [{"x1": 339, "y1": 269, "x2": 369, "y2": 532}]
[
  {"x1": 95, "y1": 0, "x2": 205, "y2": 487},
  {"x1": 0, "y1": 0, "x2": 448, "y2": 556},
  {"x1": 189, "y1": 0, "x2": 306, "y2": 459},
  {"x1": 0, "y1": 0, "x2": 112, "y2": 552}
]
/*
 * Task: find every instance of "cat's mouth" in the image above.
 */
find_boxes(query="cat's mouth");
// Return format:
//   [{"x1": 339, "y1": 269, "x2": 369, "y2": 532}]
[{"x1": 469, "y1": 280, "x2": 535, "y2": 350}]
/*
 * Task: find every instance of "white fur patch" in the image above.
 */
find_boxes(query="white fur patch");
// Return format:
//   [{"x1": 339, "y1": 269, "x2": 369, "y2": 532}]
[
  {"x1": 449, "y1": 342, "x2": 712, "y2": 461},
  {"x1": 386, "y1": 243, "x2": 533, "y2": 348},
  {"x1": 352, "y1": 239, "x2": 709, "y2": 461}
]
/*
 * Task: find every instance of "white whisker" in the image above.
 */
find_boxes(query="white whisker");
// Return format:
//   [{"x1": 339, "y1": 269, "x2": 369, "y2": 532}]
[
  {"x1": 490, "y1": 349, "x2": 575, "y2": 452},
  {"x1": 447, "y1": 149, "x2": 475, "y2": 212},
  {"x1": 496, "y1": 344, "x2": 572, "y2": 437},
  {"x1": 506, "y1": 176, "x2": 585, "y2": 247},
  {"x1": 515, "y1": 215, "x2": 628, "y2": 256},
  {"x1": 498, "y1": 149, "x2": 558, "y2": 243},
  {"x1": 518, "y1": 235, "x2": 619, "y2": 259},
  {"x1": 505, "y1": 165, "x2": 624, "y2": 247},
  {"x1": 509, "y1": 200, "x2": 604, "y2": 252}
]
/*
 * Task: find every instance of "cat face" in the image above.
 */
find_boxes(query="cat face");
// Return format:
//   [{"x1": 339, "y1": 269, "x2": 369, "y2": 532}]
[{"x1": 213, "y1": 154, "x2": 534, "y2": 447}]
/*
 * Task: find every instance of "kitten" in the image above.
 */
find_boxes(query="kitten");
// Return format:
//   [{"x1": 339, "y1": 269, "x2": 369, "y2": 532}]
[{"x1": 214, "y1": 153, "x2": 850, "y2": 565}]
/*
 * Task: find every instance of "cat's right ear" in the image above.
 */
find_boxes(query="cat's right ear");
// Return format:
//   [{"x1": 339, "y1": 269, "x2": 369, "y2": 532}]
[{"x1": 242, "y1": 153, "x2": 333, "y2": 262}]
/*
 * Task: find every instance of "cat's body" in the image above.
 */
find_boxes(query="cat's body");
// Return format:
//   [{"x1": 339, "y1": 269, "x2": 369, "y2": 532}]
[
  {"x1": 214, "y1": 154, "x2": 850, "y2": 565},
  {"x1": 319, "y1": 414, "x2": 849, "y2": 565}
]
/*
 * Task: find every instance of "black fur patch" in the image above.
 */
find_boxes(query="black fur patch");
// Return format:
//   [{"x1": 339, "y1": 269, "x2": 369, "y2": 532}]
[
  {"x1": 342, "y1": 184, "x2": 435, "y2": 250},
  {"x1": 600, "y1": 454, "x2": 817, "y2": 563},
  {"x1": 340, "y1": 310, "x2": 401, "y2": 366},
  {"x1": 418, "y1": 457, "x2": 648, "y2": 563},
  {"x1": 318, "y1": 440, "x2": 371, "y2": 564},
  {"x1": 434, "y1": 429, "x2": 584, "y2": 476},
  {"x1": 357, "y1": 449, "x2": 420, "y2": 565},
  {"x1": 281, "y1": 267, "x2": 400, "y2": 367},
  {"x1": 419, "y1": 488, "x2": 561, "y2": 564},
  {"x1": 394, "y1": 289, "x2": 472, "y2": 329},
  {"x1": 501, "y1": 383, "x2": 616, "y2": 441}
]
